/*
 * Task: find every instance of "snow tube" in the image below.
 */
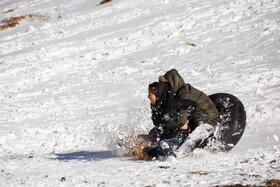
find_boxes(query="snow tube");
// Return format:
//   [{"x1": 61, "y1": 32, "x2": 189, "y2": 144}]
[{"x1": 207, "y1": 93, "x2": 246, "y2": 151}]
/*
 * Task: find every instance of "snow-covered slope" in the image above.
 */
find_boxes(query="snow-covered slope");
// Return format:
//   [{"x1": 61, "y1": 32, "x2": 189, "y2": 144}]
[{"x1": 0, "y1": 0, "x2": 279, "y2": 186}]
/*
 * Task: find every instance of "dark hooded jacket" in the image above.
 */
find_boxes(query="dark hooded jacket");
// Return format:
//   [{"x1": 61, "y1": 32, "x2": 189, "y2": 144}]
[{"x1": 151, "y1": 69, "x2": 219, "y2": 131}]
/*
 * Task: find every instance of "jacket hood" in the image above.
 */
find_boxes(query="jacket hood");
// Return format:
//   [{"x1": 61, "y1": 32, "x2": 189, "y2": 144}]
[{"x1": 160, "y1": 69, "x2": 185, "y2": 94}]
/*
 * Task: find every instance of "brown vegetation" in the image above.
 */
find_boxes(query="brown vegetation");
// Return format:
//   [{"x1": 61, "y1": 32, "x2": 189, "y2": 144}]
[
  {"x1": 3, "y1": 9, "x2": 15, "y2": 14},
  {"x1": 0, "y1": 14, "x2": 50, "y2": 31},
  {"x1": 214, "y1": 179, "x2": 280, "y2": 187},
  {"x1": 99, "y1": 0, "x2": 112, "y2": 5},
  {"x1": 215, "y1": 184, "x2": 251, "y2": 187},
  {"x1": 159, "y1": 166, "x2": 170, "y2": 169},
  {"x1": 129, "y1": 137, "x2": 150, "y2": 160},
  {"x1": 265, "y1": 179, "x2": 280, "y2": 187},
  {"x1": 186, "y1": 42, "x2": 196, "y2": 47},
  {"x1": 189, "y1": 171, "x2": 209, "y2": 175}
]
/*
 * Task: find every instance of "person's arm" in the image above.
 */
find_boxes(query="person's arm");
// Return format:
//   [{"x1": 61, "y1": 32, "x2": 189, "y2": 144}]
[{"x1": 163, "y1": 110, "x2": 189, "y2": 130}]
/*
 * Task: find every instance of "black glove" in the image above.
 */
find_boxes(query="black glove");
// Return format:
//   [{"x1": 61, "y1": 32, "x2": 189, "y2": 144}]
[{"x1": 148, "y1": 126, "x2": 165, "y2": 143}]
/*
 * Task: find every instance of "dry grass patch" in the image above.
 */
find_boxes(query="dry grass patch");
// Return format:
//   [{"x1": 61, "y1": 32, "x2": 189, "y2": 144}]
[
  {"x1": 0, "y1": 14, "x2": 50, "y2": 31},
  {"x1": 215, "y1": 185, "x2": 250, "y2": 187},
  {"x1": 265, "y1": 179, "x2": 280, "y2": 186},
  {"x1": 129, "y1": 137, "x2": 150, "y2": 160},
  {"x1": 159, "y1": 166, "x2": 170, "y2": 169},
  {"x1": 186, "y1": 42, "x2": 196, "y2": 47},
  {"x1": 99, "y1": 0, "x2": 112, "y2": 5},
  {"x1": 3, "y1": 9, "x2": 15, "y2": 14},
  {"x1": 189, "y1": 171, "x2": 209, "y2": 175},
  {"x1": 215, "y1": 179, "x2": 280, "y2": 187}
]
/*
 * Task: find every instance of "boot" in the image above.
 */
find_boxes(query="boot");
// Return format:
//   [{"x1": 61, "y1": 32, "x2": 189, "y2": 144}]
[
  {"x1": 143, "y1": 139, "x2": 178, "y2": 159},
  {"x1": 158, "y1": 139, "x2": 177, "y2": 158}
]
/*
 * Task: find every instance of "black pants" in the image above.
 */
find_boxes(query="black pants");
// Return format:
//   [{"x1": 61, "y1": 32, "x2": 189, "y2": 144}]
[{"x1": 148, "y1": 127, "x2": 189, "y2": 146}]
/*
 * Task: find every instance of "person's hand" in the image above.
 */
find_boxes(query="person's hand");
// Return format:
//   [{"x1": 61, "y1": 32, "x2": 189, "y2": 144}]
[{"x1": 180, "y1": 120, "x2": 189, "y2": 130}]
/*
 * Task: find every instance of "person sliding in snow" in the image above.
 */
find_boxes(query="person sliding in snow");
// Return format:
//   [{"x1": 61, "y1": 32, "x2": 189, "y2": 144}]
[{"x1": 146, "y1": 69, "x2": 220, "y2": 158}]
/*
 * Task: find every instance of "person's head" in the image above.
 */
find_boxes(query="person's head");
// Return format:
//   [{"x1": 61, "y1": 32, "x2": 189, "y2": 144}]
[{"x1": 148, "y1": 82, "x2": 158, "y2": 105}]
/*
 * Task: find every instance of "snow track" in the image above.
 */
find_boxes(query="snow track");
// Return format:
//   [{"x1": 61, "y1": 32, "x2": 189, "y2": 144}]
[{"x1": 0, "y1": 0, "x2": 279, "y2": 186}]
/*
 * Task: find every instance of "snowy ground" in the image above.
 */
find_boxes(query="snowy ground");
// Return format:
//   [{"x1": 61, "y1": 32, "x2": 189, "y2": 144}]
[{"x1": 0, "y1": 0, "x2": 280, "y2": 186}]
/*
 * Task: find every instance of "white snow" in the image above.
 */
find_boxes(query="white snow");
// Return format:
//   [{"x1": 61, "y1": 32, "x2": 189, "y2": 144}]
[{"x1": 0, "y1": 0, "x2": 280, "y2": 186}]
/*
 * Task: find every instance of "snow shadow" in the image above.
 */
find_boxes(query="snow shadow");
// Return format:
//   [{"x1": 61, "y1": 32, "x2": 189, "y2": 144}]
[{"x1": 54, "y1": 151, "x2": 117, "y2": 161}]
